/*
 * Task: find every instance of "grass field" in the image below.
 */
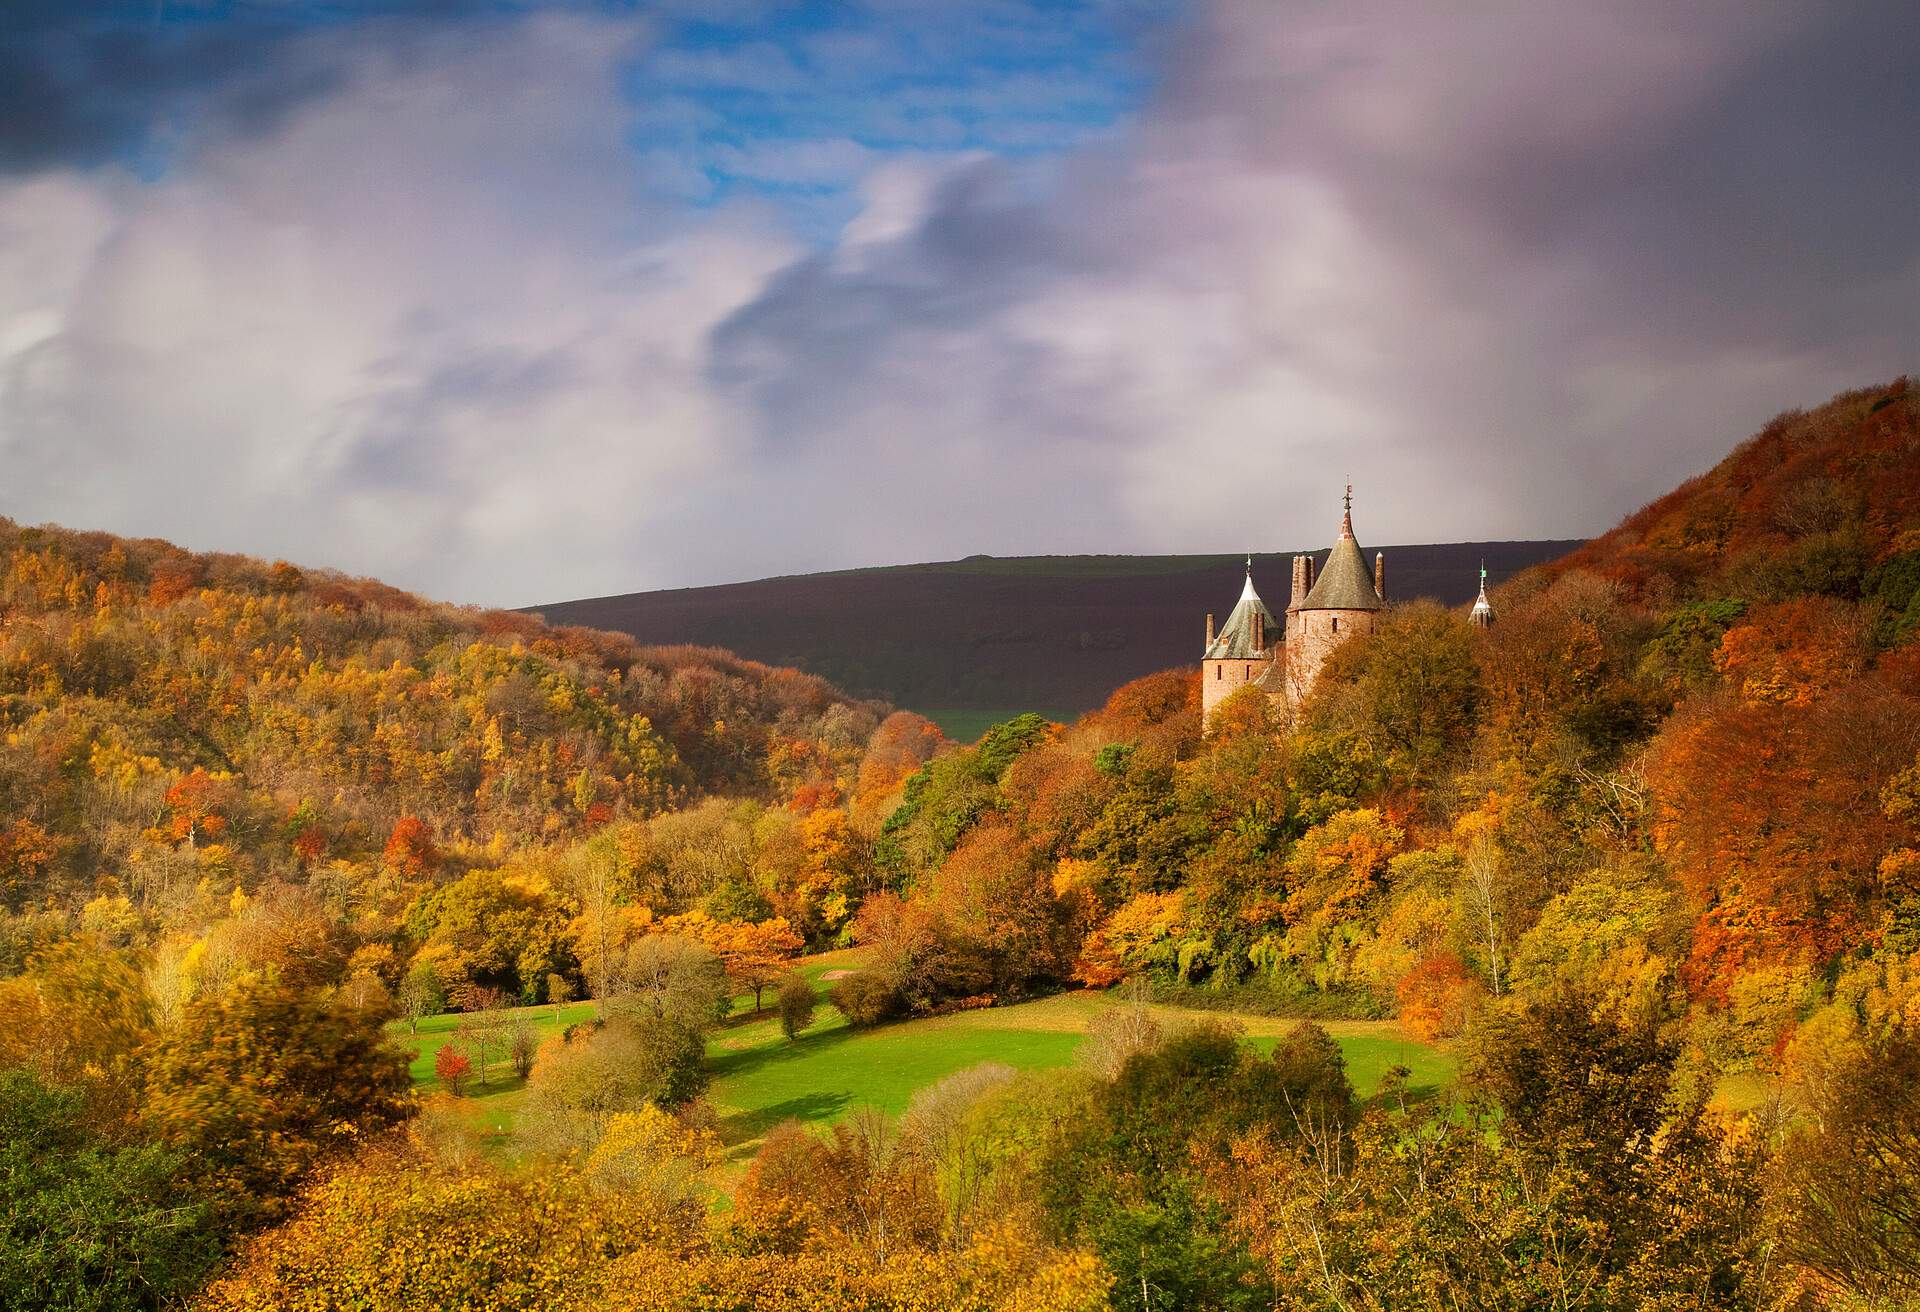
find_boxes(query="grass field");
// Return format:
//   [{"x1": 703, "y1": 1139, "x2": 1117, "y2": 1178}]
[{"x1": 392, "y1": 959, "x2": 1454, "y2": 1164}]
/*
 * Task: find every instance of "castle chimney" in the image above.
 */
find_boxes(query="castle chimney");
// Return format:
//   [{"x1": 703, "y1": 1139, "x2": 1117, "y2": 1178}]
[
  {"x1": 1374, "y1": 552, "x2": 1386, "y2": 601},
  {"x1": 1206, "y1": 612, "x2": 1215, "y2": 646},
  {"x1": 1304, "y1": 556, "x2": 1316, "y2": 594},
  {"x1": 1290, "y1": 556, "x2": 1305, "y2": 608},
  {"x1": 1252, "y1": 609, "x2": 1265, "y2": 651}
]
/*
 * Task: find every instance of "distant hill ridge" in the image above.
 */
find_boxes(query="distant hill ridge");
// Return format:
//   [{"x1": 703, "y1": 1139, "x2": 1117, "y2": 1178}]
[{"x1": 530, "y1": 541, "x2": 1580, "y2": 718}]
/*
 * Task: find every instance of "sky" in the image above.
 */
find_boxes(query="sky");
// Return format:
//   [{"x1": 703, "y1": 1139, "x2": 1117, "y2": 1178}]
[{"x1": 1, "y1": 1, "x2": 1915, "y2": 607}]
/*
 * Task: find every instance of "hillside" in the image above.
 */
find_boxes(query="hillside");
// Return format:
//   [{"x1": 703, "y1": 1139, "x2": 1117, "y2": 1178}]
[
  {"x1": 0, "y1": 520, "x2": 885, "y2": 923},
  {"x1": 1547, "y1": 376, "x2": 1920, "y2": 618},
  {"x1": 529, "y1": 540, "x2": 1578, "y2": 721}
]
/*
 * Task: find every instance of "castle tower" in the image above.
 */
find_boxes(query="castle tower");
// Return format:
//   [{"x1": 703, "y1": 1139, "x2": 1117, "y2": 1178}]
[
  {"x1": 1283, "y1": 485, "x2": 1385, "y2": 703},
  {"x1": 1202, "y1": 555, "x2": 1280, "y2": 725},
  {"x1": 1469, "y1": 561, "x2": 1496, "y2": 628}
]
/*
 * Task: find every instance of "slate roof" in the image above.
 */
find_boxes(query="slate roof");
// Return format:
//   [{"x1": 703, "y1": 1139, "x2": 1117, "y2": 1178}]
[
  {"x1": 1204, "y1": 571, "x2": 1280, "y2": 659},
  {"x1": 1298, "y1": 505, "x2": 1384, "y2": 612}
]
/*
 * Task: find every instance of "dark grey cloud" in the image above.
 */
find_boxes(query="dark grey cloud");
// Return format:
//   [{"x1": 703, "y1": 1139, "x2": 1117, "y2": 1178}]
[{"x1": 0, "y1": 3, "x2": 330, "y2": 173}]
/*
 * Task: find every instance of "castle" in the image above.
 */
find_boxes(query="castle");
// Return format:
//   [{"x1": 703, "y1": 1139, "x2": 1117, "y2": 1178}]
[{"x1": 1200, "y1": 488, "x2": 1494, "y2": 723}]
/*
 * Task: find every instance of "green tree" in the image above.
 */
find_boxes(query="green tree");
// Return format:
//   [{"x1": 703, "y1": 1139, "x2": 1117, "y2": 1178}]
[
  {"x1": 0, "y1": 1070, "x2": 219, "y2": 1312},
  {"x1": 777, "y1": 970, "x2": 816, "y2": 1041},
  {"x1": 1315, "y1": 600, "x2": 1481, "y2": 784}
]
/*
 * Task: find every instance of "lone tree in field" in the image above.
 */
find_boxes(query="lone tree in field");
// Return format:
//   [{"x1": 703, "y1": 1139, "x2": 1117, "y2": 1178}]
[
  {"x1": 452, "y1": 986, "x2": 511, "y2": 1085},
  {"x1": 509, "y1": 1017, "x2": 540, "y2": 1080},
  {"x1": 397, "y1": 962, "x2": 444, "y2": 1036},
  {"x1": 434, "y1": 1043, "x2": 472, "y2": 1096},
  {"x1": 777, "y1": 971, "x2": 815, "y2": 1041}
]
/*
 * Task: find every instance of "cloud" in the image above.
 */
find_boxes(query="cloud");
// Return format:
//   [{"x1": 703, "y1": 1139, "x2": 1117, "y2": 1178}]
[
  {"x1": 1, "y1": 1, "x2": 1916, "y2": 607},
  {"x1": 709, "y1": 0, "x2": 1920, "y2": 563},
  {"x1": 0, "y1": 12, "x2": 799, "y2": 602}
]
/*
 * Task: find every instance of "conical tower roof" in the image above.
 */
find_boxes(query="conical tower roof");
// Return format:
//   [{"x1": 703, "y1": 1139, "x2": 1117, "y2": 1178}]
[
  {"x1": 1470, "y1": 562, "x2": 1495, "y2": 625},
  {"x1": 1298, "y1": 487, "x2": 1383, "y2": 612},
  {"x1": 1205, "y1": 558, "x2": 1279, "y2": 658}
]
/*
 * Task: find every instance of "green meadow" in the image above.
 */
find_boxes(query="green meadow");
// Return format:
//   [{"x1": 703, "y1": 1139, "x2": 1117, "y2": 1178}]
[{"x1": 392, "y1": 955, "x2": 1455, "y2": 1163}]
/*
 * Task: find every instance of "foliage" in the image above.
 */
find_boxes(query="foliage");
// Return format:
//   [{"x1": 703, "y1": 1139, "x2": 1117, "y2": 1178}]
[
  {"x1": 522, "y1": 1012, "x2": 708, "y2": 1152},
  {"x1": 1771, "y1": 1027, "x2": 1920, "y2": 1303},
  {"x1": 431, "y1": 1042, "x2": 471, "y2": 1096},
  {"x1": 830, "y1": 969, "x2": 906, "y2": 1028},
  {"x1": 0, "y1": 1069, "x2": 219, "y2": 1312},
  {"x1": 141, "y1": 979, "x2": 414, "y2": 1224},
  {"x1": 777, "y1": 970, "x2": 816, "y2": 1040}
]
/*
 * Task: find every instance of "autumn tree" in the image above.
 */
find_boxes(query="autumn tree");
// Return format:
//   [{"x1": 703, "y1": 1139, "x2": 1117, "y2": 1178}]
[
  {"x1": 142, "y1": 980, "x2": 413, "y2": 1222},
  {"x1": 161, "y1": 768, "x2": 233, "y2": 848},
  {"x1": 382, "y1": 815, "x2": 438, "y2": 877},
  {"x1": 434, "y1": 1043, "x2": 473, "y2": 1097},
  {"x1": 1772, "y1": 1027, "x2": 1920, "y2": 1302},
  {"x1": 522, "y1": 1013, "x2": 709, "y2": 1152},
  {"x1": 1314, "y1": 599, "x2": 1482, "y2": 784},
  {"x1": 397, "y1": 960, "x2": 444, "y2": 1035},
  {"x1": 603, "y1": 933, "x2": 730, "y2": 1030}
]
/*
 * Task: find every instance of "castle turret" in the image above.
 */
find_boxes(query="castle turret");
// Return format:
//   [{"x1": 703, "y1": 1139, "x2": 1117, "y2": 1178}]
[
  {"x1": 1283, "y1": 485, "x2": 1384, "y2": 703},
  {"x1": 1202, "y1": 556, "x2": 1280, "y2": 726},
  {"x1": 1470, "y1": 562, "x2": 1496, "y2": 628}
]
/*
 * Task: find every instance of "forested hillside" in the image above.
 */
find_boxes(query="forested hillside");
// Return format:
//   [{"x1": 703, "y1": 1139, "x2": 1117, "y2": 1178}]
[{"x1": 0, "y1": 521, "x2": 890, "y2": 972}]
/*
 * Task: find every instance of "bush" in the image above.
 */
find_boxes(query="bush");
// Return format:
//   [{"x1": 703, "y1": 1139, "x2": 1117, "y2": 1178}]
[
  {"x1": 830, "y1": 971, "x2": 903, "y2": 1028},
  {"x1": 777, "y1": 972, "x2": 816, "y2": 1041},
  {"x1": 522, "y1": 1014, "x2": 709, "y2": 1152},
  {"x1": 0, "y1": 1069, "x2": 220, "y2": 1311},
  {"x1": 141, "y1": 981, "x2": 414, "y2": 1224}
]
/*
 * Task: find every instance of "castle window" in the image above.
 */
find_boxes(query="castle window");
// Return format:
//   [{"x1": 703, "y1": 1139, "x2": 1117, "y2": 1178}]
[
  {"x1": 1215, "y1": 666, "x2": 1221, "y2": 679},
  {"x1": 1244, "y1": 664, "x2": 1251, "y2": 678},
  {"x1": 1332, "y1": 618, "x2": 1339, "y2": 633}
]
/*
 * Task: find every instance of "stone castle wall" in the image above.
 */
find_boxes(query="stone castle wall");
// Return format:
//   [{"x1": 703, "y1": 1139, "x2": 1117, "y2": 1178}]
[
  {"x1": 1202, "y1": 655, "x2": 1272, "y2": 722},
  {"x1": 1283, "y1": 608, "x2": 1378, "y2": 703}
]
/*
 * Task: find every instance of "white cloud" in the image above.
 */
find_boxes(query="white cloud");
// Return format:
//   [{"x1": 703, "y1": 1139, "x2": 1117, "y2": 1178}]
[{"x1": 0, "y1": 13, "x2": 799, "y2": 603}]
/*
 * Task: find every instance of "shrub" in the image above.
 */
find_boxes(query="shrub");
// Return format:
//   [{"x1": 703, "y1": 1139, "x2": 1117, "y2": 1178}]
[
  {"x1": 509, "y1": 1018, "x2": 540, "y2": 1080},
  {"x1": 522, "y1": 1014, "x2": 709, "y2": 1153},
  {"x1": 830, "y1": 971, "x2": 903, "y2": 1028},
  {"x1": 0, "y1": 1069, "x2": 220, "y2": 1310},
  {"x1": 777, "y1": 972, "x2": 816, "y2": 1041}
]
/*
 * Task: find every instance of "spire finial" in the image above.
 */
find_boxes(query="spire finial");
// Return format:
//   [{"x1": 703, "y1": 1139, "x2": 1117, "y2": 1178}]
[
  {"x1": 1340, "y1": 481, "x2": 1354, "y2": 539},
  {"x1": 1246, "y1": 552, "x2": 1253, "y2": 575}
]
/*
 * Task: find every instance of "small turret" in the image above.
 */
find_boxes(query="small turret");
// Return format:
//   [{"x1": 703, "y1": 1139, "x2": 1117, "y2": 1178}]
[
  {"x1": 1374, "y1": 552, "x2": 1386, "y2": 602},
  {"x1": 1201, "y1": 555, "x2": 1282, "y2": 727},
  {"x1": 1470, "y1": 562, "x2": 1496, "y2": 628}
]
